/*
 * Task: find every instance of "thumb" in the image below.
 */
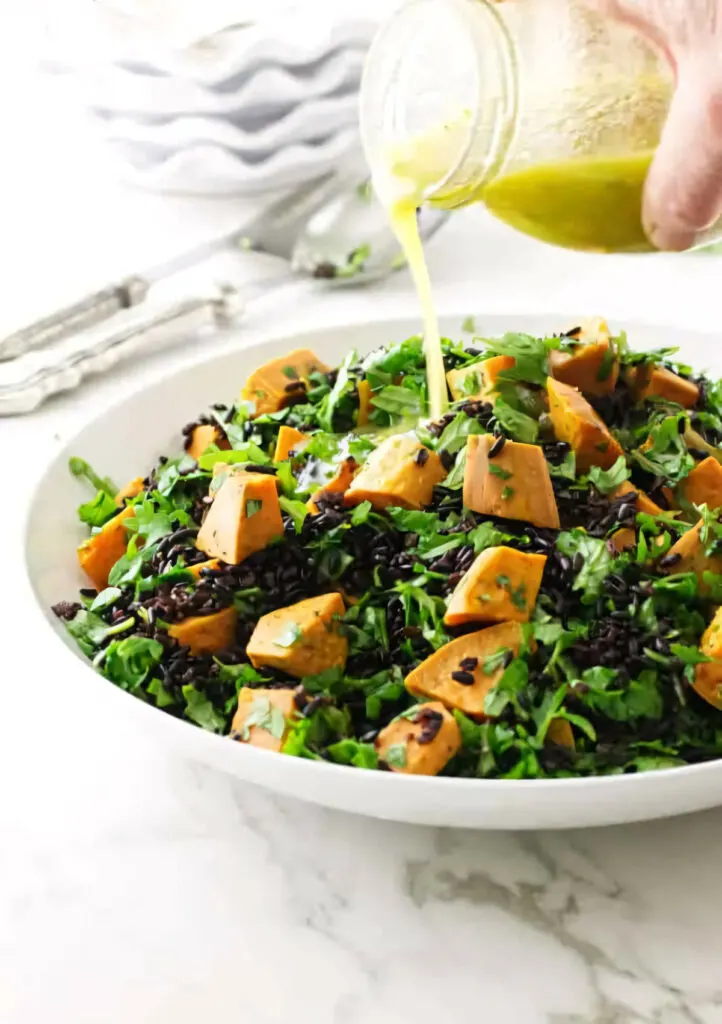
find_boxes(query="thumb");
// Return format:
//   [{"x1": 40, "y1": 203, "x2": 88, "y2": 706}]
[{"x1": 644, "y1": 60, "x2": 722, "y2": 251}]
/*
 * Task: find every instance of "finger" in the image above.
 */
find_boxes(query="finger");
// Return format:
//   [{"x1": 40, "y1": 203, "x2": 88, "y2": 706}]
[{"x1": 643, "y1": 61, "x2": 722, "y2": 250}]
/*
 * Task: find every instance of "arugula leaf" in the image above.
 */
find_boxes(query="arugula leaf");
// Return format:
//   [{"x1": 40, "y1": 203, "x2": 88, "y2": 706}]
[
  {"x1": 327, "y1": 739, "x2": 379, "y2": 769},
  {"x1": 363, "y1": 336, "x2": 424, "y2": 376},
  {"x1": 484, "y1": 658, "x2": 529, "y2": 716},
  {"x1": 318, "y1": 350, "x2": 357, "y2": 432},
  {"x1": 444, "y1": 449, "x2": 467, "y2": 489},
  {"x1": 104, "y1": 637, "x2": 164, "y2": 690},
  {"x1": 66, "y1": 609, "x2": 113, "y2": 650},
  {"x1": 588, "y1": 456, "x2": 629, "y2": 494},
  {"x1": 279, "y1": 495, "x2": 308, "y2": 533},
  {"x1": 89, "y1": 587, "x2": 122, "y2": 613},
  {"x1": 155, "y1": 455, "x2": 207, "y2": 497},
  {"x1": 370, "y1": 385, "x2": 424, "y2": 418},
  {"x1": 69, "y1": 457, "x2": 117, "y2": 497},
  {"x1": 556, "y1": 531, "x2": 615, "y2": 603},
  {"x1": 547, "y1": 449, "x2": 577, "y2": 480},
  {"x1": 78, "y1": 491, "x2": 119, "y2": 528},
  {"x1": 183, "y1": 684, "x2": 226, "y2": 732},
  {"x1": 386, "y1": 507, "x2": 441, "y2": 534},
  {"x1": 198, "y1": 443, "x2": 269, "y2": 470},
  {"x1": 632, "y1": 414, "x2": 694, "y2": 484},
  {"x1": 461, "y1": 315, "x2": 477, "y2": 333},
  {"x1": 350, "y1": 500, "x2": 373, "y2": 525},
  {"x1": 482, "y1": 333, "x2": 551, "y2": 386},
  {"x1": 436, "y1": 413, "x2": 486, "y2": 454},
  {"x1": 492, "y1": 396, "x2": 539, "y2": 443}
]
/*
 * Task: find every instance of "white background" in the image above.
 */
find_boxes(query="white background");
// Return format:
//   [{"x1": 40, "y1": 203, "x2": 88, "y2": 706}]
[{"x1": 4, "y1": 4, "x2": 722, "y2": 1023}]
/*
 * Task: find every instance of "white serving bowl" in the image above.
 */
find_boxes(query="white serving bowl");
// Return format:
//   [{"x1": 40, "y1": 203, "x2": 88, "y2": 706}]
[{"x1": 23, "y1": 314, "x2": 722, "y2": 830}]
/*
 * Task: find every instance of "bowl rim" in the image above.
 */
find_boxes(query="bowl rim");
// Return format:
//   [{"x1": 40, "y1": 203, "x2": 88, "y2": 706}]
[{"x1": 22, "y1": 311, "x2": 722, "y2": 811}]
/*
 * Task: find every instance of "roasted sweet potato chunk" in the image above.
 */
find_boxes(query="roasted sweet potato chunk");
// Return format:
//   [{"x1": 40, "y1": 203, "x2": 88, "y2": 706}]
[
  {"x1": 444, "y1": 546, "x2": 547, "y2": 626},
  {"x1": 241, "y1": 348, "x2": 329, "y2": 417},
  {"x1": 114, "y1": 477, "x2": 144, "y2": 506},
  {"x1": 447, "y1": 355, "x2": 515, "y2": 402},
  {"x1": 609, "y1": 480, "x2": 663, "y2": 515},
  {"x1": 680, "y1": 457, "x2": 722, "y2": 511},
  {"x1": 77, "y1": 505, "x2": 135, "y2": 590},
  {"x1": 549, "y1": 317, "x2": 618, "y2": 397},
  {"x1": 547, "y1": 719, "x2": 576, "y2": 749},
  {"x1": 609, "y1": 527, "x2": 637, "y2": 554},
  {"x1": 168, "y1": 605, "x2": 237, "y2": 655},
  {"x1": 694, "y1": 608, "x2": 722, "y2": 710},
  {"x1": 197, "y1": 471, "x2": 283, "y2": 565},
  {"x1": 628, "y1": 364, "x2": 699, "y2": 408},
  {"x1": 659, "y1": 521, "x2": 722, "y2": 592},
  {"x1": 344, "y1": 435, "x2": 446, "y2": 511},
  {"x1": 187, "y1": 558, "x2": 222, "y2": 579},
  {"x1": 231, "y1": 688, "x2": 299, "y2": 751},
  {"x1": 463, "y1": 434, "x2": 559, "y2": 529},
  {"x1": 547, "y1": 377, "x2": 623, "y2": 471},
  {"x1": 405, "y1": 622, "x2": 533, "y2": 717},
  {"x1": 273, "y1": 425, "x2": 309, "y2": 463},
  {"x1": 375, "y1": 702, "x2": 461, "y2": 775},
  {"x1": 246, "y1": 593, "x2": 348, "y2": 679},
  {"x1": 308, "y1": 457, "x2": 358, "y2": 513},
  {"x1": 186, "y1": 424, "x2": 229, "y2": 462}
]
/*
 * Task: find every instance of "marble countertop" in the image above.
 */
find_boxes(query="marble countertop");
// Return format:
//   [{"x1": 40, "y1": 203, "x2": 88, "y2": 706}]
[{"x1": 4, "y1": 32, "x2": 722, "y2": 1024}]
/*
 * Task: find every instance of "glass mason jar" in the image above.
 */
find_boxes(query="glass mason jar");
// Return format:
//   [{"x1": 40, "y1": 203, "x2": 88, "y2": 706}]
[{"x1": 359, "y1": 0, "x2": 714, "y2": 253}]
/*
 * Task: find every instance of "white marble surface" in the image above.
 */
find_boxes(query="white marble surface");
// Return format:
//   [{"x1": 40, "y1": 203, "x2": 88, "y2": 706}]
[{"x1": 6, "y1": 18, "x2": 722, "y2": 1024}]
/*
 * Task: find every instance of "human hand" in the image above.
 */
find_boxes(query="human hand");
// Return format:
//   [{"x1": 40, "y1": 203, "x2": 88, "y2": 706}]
[{"x1": 587, "y1": 0, "x2": 722, "y2": 250}]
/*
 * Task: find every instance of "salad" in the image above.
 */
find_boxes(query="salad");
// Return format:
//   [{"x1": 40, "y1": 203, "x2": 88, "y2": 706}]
[{"x1": 54, "y1": 318, "x2": 722, "y2": 779}]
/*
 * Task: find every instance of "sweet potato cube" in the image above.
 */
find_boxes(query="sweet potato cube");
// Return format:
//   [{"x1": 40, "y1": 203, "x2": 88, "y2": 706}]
[
  {"x1": 547, "y1": 377, "x2": 623, "y2": 471},
  {"x1": 308, "y1": 457, "x2": 358, "y2": 513},
  {"x1": 693, "y1": 608, "x2": 722, "y2": 710},
  {"x1": 405, "y1": 622, "x2": 533, "y2": 717},
  {"x1": 446, "y1": 355, "x2": 515, "y2": 402},
  {"x1": 77, "y1": 505, "x2": 135, "y2": 590},
  {"x1": 114, "y1": 477, "x2": 144, "y2": 506},
  {"x1": 375, "y1": 702, "x2": 461, "y2": 775},
  {"x1": 246, "y1": 593, "x2": 348, "y2": 679},
  {"x1": 344, "y1": 435, "x2": 446, "y2": 511},
  {"x1": 445, "y1": 546, "x2": 546, "y2": 627},
  {"x1": 549, "y1": 317, "x2": 618, "y2": 397},
  {"x1": 628, "y1": 364, "x2": 699, "y2": 408},
  {"x1": 659, "y1": 521, "x2": 722, "y2": 591},
  {"x1": 273, "y1": 426, "x2": 309, "y2": 463},
  {"x1": 609, "y1": 481, "x2": 662, "y2": 515},
  {"x1": 186, "y1": 424, "x2": 229, "y2": 461},
  {"x1": 231, "y1": 687, "x2": 299, "y2": 752},
  {"x1": 463, "y1": 434, "x2": 560, "y2": 529},
  {"x1": 168, "y1": 605, "x2": 237, "y2": 655},
  {"x1": 240, "y1": 348, "x2": 329, "y2": 417},
  {"x1": 357, "y1": 380, "x2": 373, "y2": 426},
  {"x1": 546, "y1": 719, "x2": 576, "y2": 749},
  {"x1": 197, "y1": 471, "x2": 283, "y2": 565},
  {"x1": 609, "y1": 527, "x2": 637, "y2": 554},
  {"x1": 680, "y1": 457, "x2": 722, "y2": 511},
  {"x1": 187, "y1": 558, "x2": 222, "y2": 579}
]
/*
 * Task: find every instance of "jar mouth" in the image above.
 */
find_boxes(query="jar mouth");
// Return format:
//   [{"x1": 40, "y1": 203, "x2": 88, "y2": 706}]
[{"x1": 360, "y1": 0, "x2": 484, "y2": 202}]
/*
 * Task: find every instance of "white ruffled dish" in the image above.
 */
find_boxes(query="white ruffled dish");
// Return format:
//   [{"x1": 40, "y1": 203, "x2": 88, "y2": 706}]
[
  {"x1": 42, "y1": 2, "x2": 377, "y2": 83},
  {"x1": 109, "y1": 127, "x2": 361, "y2": 196},
  {"x1": 49, "y1": 48, "x2": 366, "y2": 118},
  {"x1": 94, "y1": 94, "x2": 359, "y2": 156}
]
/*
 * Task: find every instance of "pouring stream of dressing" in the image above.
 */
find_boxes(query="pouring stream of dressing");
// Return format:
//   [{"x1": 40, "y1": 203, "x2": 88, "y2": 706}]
[{"x1": 372, "y1": 123, "x2": 472, "y2": 422}]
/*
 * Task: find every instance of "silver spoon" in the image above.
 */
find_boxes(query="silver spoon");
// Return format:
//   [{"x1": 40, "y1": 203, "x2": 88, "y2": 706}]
[{"x1": 289, "y1": 178, "x2": 449, "y2": 283}]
